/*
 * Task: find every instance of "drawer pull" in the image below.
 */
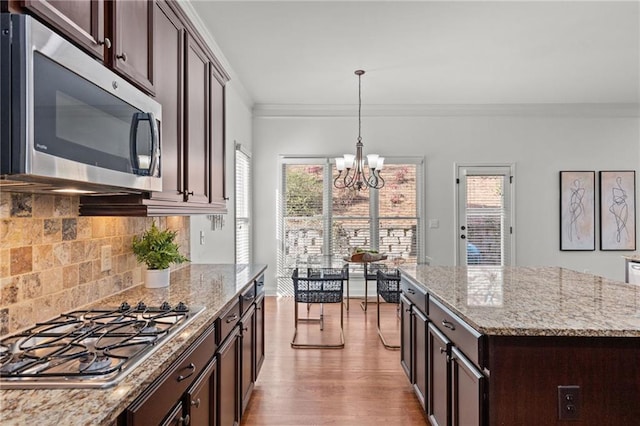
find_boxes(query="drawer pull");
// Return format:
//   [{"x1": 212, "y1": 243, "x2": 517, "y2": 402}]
[
  {"x1": 442, "y1": 319, "x2": 456, "y2": 330},
  {"x1": 177, "y1": 363, "x2": 196, "y2": 382},
  {"x1": 243, "y1": 294, "x2": 255, "y2": 301},
  {"x1": 439, "y1": 347, "x2": 447, "y2": 355},
  {"x1": 191, "y1": 398, "x2": 201, "y2": 408},
  {"x1": 179, "y1": 414, "x2": 190, "y2": 426},
  {"x1": 406, "y1": 288, "x2": 416, "y2": 295},
  {"x1": 226, "y1": 313, "x2": 239, "y2": 323}
]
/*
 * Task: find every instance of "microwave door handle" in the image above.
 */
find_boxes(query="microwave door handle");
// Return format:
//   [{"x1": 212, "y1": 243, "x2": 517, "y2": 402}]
[
  {"x1": 148, "y1": 112, "x2": 160, "y2": 177},
  {"x1": 130, "y1": 112, "x2": 143, "y2": 174},
  {"x1": 129, "y1": 112, "x2": 158, "y2": 176}
]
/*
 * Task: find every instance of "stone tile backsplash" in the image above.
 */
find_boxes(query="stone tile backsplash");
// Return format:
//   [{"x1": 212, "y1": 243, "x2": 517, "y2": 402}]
[{"x1": 0, "y1": 192, "x2": 190, "y2": 335}]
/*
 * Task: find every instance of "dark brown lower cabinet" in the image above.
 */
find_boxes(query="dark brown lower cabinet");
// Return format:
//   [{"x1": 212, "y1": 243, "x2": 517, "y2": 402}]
[
  {"x1": 450, "y1": 347, "x2": 484, "y2": 426},
  {"x1": 254, "y1": 293, "x2": 265, "y2": 378},
  {"x1": 427, "y1": 323, "x2": 450, "y2": 426},
  {"x1": 120, "y1": 323, "x2": 216, "y2": 426},
  {"x1": 186, "y1": 356, "x2": 217, "y2": 426},
  {"x1": 217, "y1": 326, "x2": 241, "y2": 426},
  {"x1": 240, "y1": 304, "x2": 256, "y2": 415},
  {"x1": 400, "y1": 294, "x2": 412, "y2": 379},
  {"x1": 412, "y1": 306, "x2": 428, "y2": 410}
]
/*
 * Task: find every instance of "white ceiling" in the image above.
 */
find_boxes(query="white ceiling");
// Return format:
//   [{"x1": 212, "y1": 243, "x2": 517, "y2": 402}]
[{"x1": 188, "y1": 0, "x2": 640, "y2": 109}]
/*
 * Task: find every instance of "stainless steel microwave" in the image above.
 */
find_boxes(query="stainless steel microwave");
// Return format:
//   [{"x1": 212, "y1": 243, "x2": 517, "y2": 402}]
[{"x1": 0, "y1": 14, "x2": 162, "y2": 193}]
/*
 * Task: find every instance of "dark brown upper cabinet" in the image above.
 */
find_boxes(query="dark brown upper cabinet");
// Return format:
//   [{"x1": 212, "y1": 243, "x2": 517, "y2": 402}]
[
  {"x1": 13, "y1": 0, "x2": 154, "y2": 94},
  {"x1": 18, "y1": 0, "x2": 106, "y2": 58},
  {"x1": 79, "y1": 0, "x2": 229, "y2": 216},
  {"x1": 109, "y1": 0, "x2": 155, "y2": 94}
]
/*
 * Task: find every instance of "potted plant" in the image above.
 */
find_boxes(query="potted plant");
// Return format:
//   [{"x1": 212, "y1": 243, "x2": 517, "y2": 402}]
[{"x1": 132, "y1": 222, "x2": 189, "y2": 288}]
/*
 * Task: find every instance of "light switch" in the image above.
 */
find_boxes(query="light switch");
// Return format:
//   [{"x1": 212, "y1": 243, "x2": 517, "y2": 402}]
[{"x1": 429, "y1": 219, "x2": 440, "y2": 229}]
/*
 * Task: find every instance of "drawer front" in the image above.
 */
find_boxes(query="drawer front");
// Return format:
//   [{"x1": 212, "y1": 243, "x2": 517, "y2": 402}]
[
  {"x1": 400, "y1": 276, "x2": 427, "y2": 313},
  {"x1": 125, "y1": 324, "x2": 216, "y2": 426},
  {"x1": 217, "y1": 300, "x2": 241, "y2": 344},
  {"x1": 428, "y1": 297, "x2": 482, "y2": 366},
  {"x1": 240, "y1": 284, "x2": 256, "y2": 315}
]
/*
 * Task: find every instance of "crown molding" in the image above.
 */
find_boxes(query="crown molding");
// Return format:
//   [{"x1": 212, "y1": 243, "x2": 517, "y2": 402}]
[{"x1": 253, "y1": 103, "x2": 640, "y2": 118}]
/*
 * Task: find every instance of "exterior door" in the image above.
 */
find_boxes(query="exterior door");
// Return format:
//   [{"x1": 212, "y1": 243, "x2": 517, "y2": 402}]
[{"x1": 456, "y1": 165, "x2": 514, "y2": 266}]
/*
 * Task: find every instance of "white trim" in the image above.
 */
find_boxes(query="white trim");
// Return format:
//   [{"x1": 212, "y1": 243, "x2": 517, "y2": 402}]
[{"x1": 254, "y1": 103, "x2": 639, "y2": 118}]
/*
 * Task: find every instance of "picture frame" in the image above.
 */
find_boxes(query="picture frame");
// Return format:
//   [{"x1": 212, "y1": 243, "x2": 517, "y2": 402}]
[
  {"x1": 599, "y1": 170, "x2": 636, "y2": 251},
  {"x1": 559, "y1": 171, "x2": 595, "y2": 251}
]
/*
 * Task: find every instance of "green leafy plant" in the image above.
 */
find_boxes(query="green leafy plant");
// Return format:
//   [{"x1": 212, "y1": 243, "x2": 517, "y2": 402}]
[{"x1": 132, "y1": 222, "x2": 189, "y2": 270}]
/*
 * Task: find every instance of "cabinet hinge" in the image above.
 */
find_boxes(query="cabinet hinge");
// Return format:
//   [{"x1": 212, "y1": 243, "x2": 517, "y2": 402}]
[
  {"x1": 510, "y1": 226, "x2": 513, "y2": 234},
  {"x1": 509, "y1": 175, "x2": 513, "y2": 184},
  {"x1": 456, "y1": 178, "x2": 460, "y2": 184}
]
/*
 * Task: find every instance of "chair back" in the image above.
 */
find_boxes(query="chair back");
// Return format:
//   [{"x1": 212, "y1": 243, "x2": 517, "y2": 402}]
[
  {"x1": 292, "y1": 267, "x2": 345, "y2": 304},
  {"x1": 376, "y1": 269, "x2": 401, "y2": 304}
]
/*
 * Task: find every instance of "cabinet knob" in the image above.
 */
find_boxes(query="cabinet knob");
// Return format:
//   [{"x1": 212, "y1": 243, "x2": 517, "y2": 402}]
[
  {"x1": 442, "y1": 319, "x2": 456, "y2": 330},
  {"x1": 439, "y1": 347, "x2": 447, "y2": 354},
  {"x1": 179, "y1": 414, "x2": 190, "y2": 426},
  {"x1": 98, "y1": 38, "x2": 111, "y2": 49},
  {"x1": 187, "y1": 191, "x2": 194, "y2": 196},
  {"x1": 191, "y1": 398, "x2": 201, "y2": 408},
  {"x1": 116, "y1": 52, "x2": 128, "y2": 62}
]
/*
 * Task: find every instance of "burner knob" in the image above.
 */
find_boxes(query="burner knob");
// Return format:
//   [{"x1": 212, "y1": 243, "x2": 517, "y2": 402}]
[
  {"x1": 175, "y1": 302, "x2": 189, "y2": 312},
  {"x1": 136, "y1": 301, "x2": 147, "y2": 311},
  {"x1": 119, "y1": 302, "x2": 131, "y2": 312},
  {"x1": 160, "y1": 301, "x2": 172, "y2": 311}
]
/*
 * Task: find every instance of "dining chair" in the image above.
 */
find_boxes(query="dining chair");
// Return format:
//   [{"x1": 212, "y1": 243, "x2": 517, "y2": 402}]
[
  {"x1": 362, "y1": 262, "x2": 389, "y2": 311},
  {"x1": 376, "y1": 269, "x2": 401, "y2": 349},
  {"x1": 291, "y1": 267, "x2": 346, "y2": 349}
]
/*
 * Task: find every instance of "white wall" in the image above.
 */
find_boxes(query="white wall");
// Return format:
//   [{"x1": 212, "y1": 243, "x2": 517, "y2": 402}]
[
  {"x1": 253, "y1": 109, "x2": 639, "y2": 292},
  {"x1": 190, "y1": 81, "x2": 253, "y2": 263}
]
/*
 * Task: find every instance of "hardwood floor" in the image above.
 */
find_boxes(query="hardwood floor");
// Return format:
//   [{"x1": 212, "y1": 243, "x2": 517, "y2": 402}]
[{"x1": 241, "y1": 296, "x2": 428, "y2": 425}]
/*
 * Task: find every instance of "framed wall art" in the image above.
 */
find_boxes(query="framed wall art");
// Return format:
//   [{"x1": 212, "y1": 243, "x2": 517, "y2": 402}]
[
  {"x1": 559, "y1": 171, "x2": 595, "y2": 251},
  {"x1": 599, "y1": 170, "x2": 636, "y2": 251}
]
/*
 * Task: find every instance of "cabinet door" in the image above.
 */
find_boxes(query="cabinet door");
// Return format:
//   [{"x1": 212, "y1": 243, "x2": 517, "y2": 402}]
[
  {"x1": 413, "y1": 306, "x2": 428, "y2": 411},
  {"x1": 428, "y1": 323, "x2": 450, "y2": 426},
  {"x1": 161, "y1": 402, "x2": 186, "y2": 426},
  {"x1": 255, "y1": 294, "x2": 265, "y2": 379},
  {"x1": 400, "y1": 294, "x2": 412, "y2": 379},
  {"x1": 217, "y1": 327, "x2": 240, "y2": 426},
  {"x1": 184, "y1": 34, "x2": 210, "y2": 204},
  {"x1": 451, "y1": 346, "x2": 484, "y2": 426},
  {"x1": 152, "y1": 0, "x2": 185, "y2": 202},
  {"x1": 240, "y1": 304, "x2": 256, "y2": 416},
  {"x1": 209, "y1": 70, "x2": 226, "y2": 206},
  {"x1": 21, "y1": 0, "x2": 105, "y2": 58},
  {"x1": 186, "y1": 357, "x2": 217, "y2": 426},
  {"x1": 111, "y1": 0, "x2": 154, "y2": 94}
]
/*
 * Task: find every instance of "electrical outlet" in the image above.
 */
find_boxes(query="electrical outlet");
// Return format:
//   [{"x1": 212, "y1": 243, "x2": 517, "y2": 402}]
[
  {"x1": 558, "y1": 385, "x2": 581, "y2": 420},
  {"x1": 101, "y1": 245, "x2": 112, "y2": 272},
  {"x1": 200, "y1": 230, "x2": 205, "y2": 245}
]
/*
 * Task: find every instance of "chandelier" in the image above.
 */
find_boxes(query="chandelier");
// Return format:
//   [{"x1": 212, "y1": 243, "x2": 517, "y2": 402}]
[{"x1": 333, "y1": 70, "x2": 384, "y2": 191}]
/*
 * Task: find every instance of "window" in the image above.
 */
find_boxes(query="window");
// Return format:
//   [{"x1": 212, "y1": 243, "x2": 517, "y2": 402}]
[
  {"x1": 278, "y1": 157, "x2": 424, "y2": 295},
  {"x1": 235, "y1": 144, "x2": 252, "y2": 264}
]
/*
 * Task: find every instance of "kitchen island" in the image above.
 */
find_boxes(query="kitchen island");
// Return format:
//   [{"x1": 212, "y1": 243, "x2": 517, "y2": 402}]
[
  {"x1": 0, "y1": 263, "x2": 267, "y2": 426},
  {"x1": 399, "y1": 265, "x2": 640, "y2": 425}
]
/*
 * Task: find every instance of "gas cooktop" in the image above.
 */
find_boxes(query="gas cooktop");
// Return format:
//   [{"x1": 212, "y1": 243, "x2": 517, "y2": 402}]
[{"x1": 0, "y1": 301, "x2": 204, "y2": 389}]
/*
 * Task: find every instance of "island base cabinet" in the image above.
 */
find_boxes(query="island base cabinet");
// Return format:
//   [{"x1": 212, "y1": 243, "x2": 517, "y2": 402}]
[
  {"x1": 451, "y1": 347, "x2": 484, "y2": 426},
  {"x1": 255, "y1": 293, "x2": 265, "y2": 378},
  {"x1": 240, "y1": 304, "x2": 256, "y2": 416},
  {"x1": 427, "y1": 323, "x2": 450, "y2": 426},
  {"x1": 400, "y1": 294, "x2": 412, "y2": 379},
  {"x1": 412, "y1": 307, "x2": 428, "y2": 410}
]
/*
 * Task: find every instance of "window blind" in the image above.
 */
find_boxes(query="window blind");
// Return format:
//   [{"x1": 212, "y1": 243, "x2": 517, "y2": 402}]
[{"x1": 235, "y1": 145, "x2": 252, "y2": 264}]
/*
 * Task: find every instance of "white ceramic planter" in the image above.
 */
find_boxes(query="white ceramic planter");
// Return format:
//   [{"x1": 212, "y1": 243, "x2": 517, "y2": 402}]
[{"x1": 145, "y1": 268, "x2": 170, "y2": 288}]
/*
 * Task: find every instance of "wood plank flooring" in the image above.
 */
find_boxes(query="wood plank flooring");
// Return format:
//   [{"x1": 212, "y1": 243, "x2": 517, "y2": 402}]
[{"x1": 241, "y1": 296, "x2": 428, "y2": 425}]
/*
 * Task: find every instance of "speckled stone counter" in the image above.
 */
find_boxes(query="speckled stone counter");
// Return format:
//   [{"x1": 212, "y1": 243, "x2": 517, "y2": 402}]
[
  {"x1": 624, "y1": 255, "x2": 640, "y2": 262},
  {"x1": 0, "y1": 263, "x2": 267, "y2": 426},
  {"x1": 399, "y1": 265, "x2": 640, "y2": 338}
]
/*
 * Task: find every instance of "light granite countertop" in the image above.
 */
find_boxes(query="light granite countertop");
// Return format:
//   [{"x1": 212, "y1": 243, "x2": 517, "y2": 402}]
[
  {"x1": 0, "y1": 263, "x2": 267, "y2": 426},
  {"x1": 624, "y1": 255, "x2": 640, "y2": 262},
  {"x1": 399, "y1": 265, "x2": 640, "y2": 338}
]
